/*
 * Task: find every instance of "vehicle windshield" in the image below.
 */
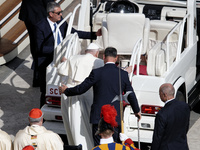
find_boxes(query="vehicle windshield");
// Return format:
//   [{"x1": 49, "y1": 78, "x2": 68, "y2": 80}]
[
  {"x1": 136, "y1": 0, "x2": 187, "y2": 1},
  {"x1": 133, "y1": 0, "x2": 187, "y2": 7}
]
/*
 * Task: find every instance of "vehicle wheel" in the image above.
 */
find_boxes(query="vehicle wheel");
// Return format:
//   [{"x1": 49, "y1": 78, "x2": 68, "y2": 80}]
[{"x1": 176, "y1": 91, "x2": 185, "y2": 102}]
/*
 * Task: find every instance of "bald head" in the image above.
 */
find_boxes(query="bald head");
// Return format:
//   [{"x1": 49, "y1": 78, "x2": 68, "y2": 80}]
[{"x1": 159, "y1": 83, "x2": 175, "y2": 102}]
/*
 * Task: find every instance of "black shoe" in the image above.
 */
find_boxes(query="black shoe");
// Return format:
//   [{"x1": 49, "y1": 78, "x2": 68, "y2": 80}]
[
  {"x1": 40, "y1": 92, "x2": 46, "y2": 108},
  {"x1": 64, "y1": 144, "x2": 82, "y2": 150}
]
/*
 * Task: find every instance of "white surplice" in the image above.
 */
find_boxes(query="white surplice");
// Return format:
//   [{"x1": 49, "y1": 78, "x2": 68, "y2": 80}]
[
  {"x1": 0, "y1": 129, "x2": 12, "y2": 150},
  {"x1": 14, "y1": 125, "x2": 63, "y2": 150}
]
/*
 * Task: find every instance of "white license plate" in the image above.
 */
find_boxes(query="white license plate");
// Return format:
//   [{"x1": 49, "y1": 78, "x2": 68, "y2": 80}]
[{"x1": 46, "y1": 85, "x2": 61, "y2": 96}]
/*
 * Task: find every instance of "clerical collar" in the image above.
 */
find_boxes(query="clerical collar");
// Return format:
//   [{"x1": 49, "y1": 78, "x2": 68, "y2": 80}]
[
  {"x1": 100, "y1": 137, "x2": 114, "y2": 144},
  {"x1": 86, "y1": 53, "x2": 93, "y2": 56},
  {"x1": 31, "y1": 125, "x2": 40, "y2": 127},
  {"x1": 106, "y1": 62, "x2": 115, "y2": 64},
  {"x1": 165, "y1": 98, "x2": 174, "y2": 105}
]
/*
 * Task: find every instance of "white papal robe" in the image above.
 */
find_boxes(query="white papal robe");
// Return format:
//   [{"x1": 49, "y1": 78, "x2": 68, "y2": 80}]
[
  {"x1": 14, "y1": 125, "x2": 63, "y2": 150},
  {"x1": 0, "y1": 129, "x2": 12, "y2": 150},
  {"x1": 60, "y1": 53, "x2": 104, "y2": 150}
]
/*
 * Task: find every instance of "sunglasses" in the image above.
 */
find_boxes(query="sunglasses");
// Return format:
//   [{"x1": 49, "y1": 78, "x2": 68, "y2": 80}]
[{"x1": 52, "y1": 10, "x2": 63, "y2": 15}]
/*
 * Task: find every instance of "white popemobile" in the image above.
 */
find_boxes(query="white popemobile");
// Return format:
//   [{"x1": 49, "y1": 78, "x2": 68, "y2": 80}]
[{"x1": 42, "y1": 0, "x2": 200, "y2": 147}]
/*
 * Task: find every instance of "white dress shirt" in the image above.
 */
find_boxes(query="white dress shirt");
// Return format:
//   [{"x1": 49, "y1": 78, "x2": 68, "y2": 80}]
[
  {"x1": 47, "y1": 17, "x2": 63, "y2": 42},
  {"x1": 165, "y1": 98, "x2": 174, "y2": 105}
]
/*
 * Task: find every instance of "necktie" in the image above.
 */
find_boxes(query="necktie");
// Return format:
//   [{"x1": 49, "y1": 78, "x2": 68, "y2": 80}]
[{"x1": 54, "y1": 23, "x2": 61, "y2": 45}]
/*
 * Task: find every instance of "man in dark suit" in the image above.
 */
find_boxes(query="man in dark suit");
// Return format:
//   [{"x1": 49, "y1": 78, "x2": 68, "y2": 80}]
[
  {"x1": 151, "y1": 83, "x2": 190, "y2": 150},
  {"x1": 59, "y1": 47, "x2": 141, "y2": 146},
  {"x1": 35, "y1": 2, "x2": 100, "y2": 107},
  {"x1": 19, "y1": 0, "x2": 54, "y2": 87}
]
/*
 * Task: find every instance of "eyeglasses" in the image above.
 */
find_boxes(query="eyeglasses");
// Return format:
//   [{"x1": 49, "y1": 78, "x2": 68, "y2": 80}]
[{"x1": 52, "y1": 10, "x2": 63, "y2": 15}]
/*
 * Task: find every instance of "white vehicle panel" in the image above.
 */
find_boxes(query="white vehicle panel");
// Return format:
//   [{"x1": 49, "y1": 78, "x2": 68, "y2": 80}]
[
  {"x1": 43, "y1": 121, "x2": 65, "y2": 135},
  {"x1": 124, "y1": 106, "x2": 155, "y2": 143},
  {"x1": 41, "y1": 104, "x2": 62, "y2": 121},
  {"x1": 132, "y1": 76, "x2": 165, "y2": 92}
]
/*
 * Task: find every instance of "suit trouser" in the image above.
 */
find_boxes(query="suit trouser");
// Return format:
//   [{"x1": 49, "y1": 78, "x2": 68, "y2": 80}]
[
  {"x1": 24, "y1": 21, "x2": 39, "y2": 85},
  {"x1": 38, "y1": 66, "x2": 46, "y2": 107},
  {"x1": 92, "y1": 124, "x2": 121, "y2": 146},
  {"x1": 38, "y1": 54, "x2": 53, "y2": 107}
]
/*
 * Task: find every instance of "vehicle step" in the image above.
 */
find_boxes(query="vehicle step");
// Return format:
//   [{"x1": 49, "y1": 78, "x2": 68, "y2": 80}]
[
  {"x1": 0, "y1": 0, "x2": 21, "y2": 24},
  {"x1": 0, "y1": 20, "x2": 27, "y2": 54},
  {"x1": 0, "y1": 0, "x2": 6, "y2": 6},
  {"x1": 0, "y1": 0, "x2": 21, "y2": 38},
  {"x1": 0, "y1": 20, "x2": 28, "y2": 65}
]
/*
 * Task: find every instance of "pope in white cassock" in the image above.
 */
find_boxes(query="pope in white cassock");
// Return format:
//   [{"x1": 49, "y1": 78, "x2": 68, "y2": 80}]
[
  {"x1": 0, "y1": 129, "x2": 12, "y2": 150},
  {"x1": 14, "y1": 108, "x2": 63, "y2": 150},
  {"x1": 60, "y1": 43, "x2": 104, "y2": 150}
]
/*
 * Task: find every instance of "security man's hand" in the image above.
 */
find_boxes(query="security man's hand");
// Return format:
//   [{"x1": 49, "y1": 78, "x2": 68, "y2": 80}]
[
  {"x1": 96, "y1": 28, "x2": 102, "y2": 36},
  {"x1": 135, "y1": 112, "x2": 141, "y2": 121},
  {"x1": 59, "y1": 84, "x2": 68, "y2": 94}
]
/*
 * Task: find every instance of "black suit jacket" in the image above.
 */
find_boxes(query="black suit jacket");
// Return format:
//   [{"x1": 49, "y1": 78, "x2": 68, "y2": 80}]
[
  {"x1": 19, "y1": 0, "x2": 54, "y2": 61},
  {"x1": 64, "y1": 63, "x2": 140, "y2": 124},
  {"x1": 19, "y1": 0, "x2": 53, "y2": 25},
  {"x1": 151, "y1": 99, "x2": 190, "y2": 150},
  {"x1": 34, "y1": 18, "x2": 66, "y2": 68},
  {"x1": 34, "y1": 18, "x2": 97, "y2": 68}
]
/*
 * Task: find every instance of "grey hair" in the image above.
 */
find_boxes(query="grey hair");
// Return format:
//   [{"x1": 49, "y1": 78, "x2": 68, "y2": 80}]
[
  {"x1": 28, "y1": 114, "x2": 43, "y2": 123},
  {"x1": 160, "y1": 83, "x2": 175, "y2": 97},
  {"x1": 47, "y1": 2, "x2": 60, "y2": 15},
  {"x1": 85, "y1": 49, "x2": 98, "y2": 52}
]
